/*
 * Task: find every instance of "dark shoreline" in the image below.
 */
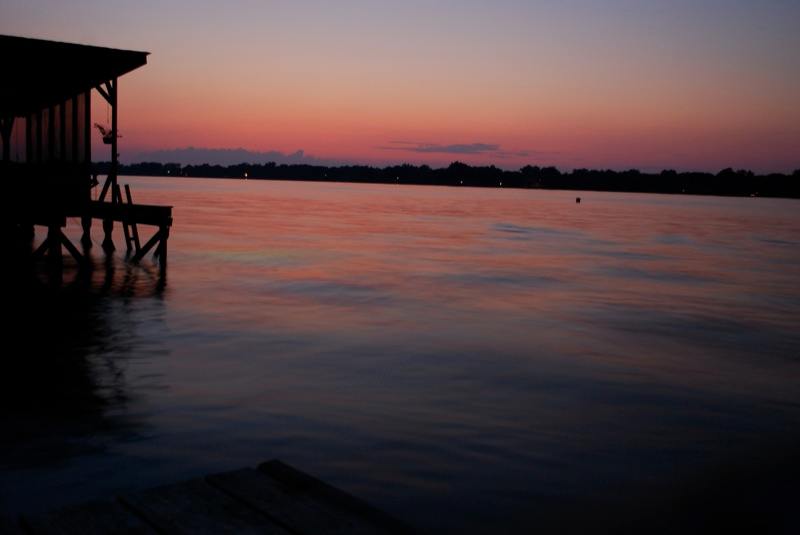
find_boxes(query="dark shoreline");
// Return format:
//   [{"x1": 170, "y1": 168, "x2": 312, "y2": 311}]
[{"x1": 99, "y1": 161, "x2": 800, "y2": 199}]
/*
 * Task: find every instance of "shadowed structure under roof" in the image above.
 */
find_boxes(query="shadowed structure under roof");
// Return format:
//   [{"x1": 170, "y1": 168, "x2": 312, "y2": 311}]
[{"x1": 1, "y1": 34, "x2": 170, "y2": 275}]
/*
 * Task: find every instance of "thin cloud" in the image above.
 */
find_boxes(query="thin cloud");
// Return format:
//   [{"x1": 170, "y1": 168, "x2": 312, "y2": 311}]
[
  {"x1": 128, "y1": 147, "x2": 336, "y2": 166},
  {"x1": 495, "y1": 149, "x2": 560, "y2": 159},
  {"x1": 379, "y1": 141, "x2": 557, "y2": 159},
  {"x1": 381, "y1": 142, "x2": 500, "y2": 155}
]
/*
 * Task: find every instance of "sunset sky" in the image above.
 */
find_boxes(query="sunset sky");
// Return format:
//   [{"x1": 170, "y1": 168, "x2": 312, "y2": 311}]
[{"x1": 2, "y1": 0, "x2": 798, "y2": 171}]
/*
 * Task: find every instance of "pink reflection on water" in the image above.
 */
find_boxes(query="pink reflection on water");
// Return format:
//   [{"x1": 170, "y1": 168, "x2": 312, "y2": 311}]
[
  {"x1": 10, "y1": 177, "x2": 800, "y2": 532},
  {"x1": 122, "y1": 178, "x2": 800, "y2": 379}
]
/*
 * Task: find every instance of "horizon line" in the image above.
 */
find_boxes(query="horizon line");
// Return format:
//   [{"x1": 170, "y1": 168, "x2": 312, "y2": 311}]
[{"x1": 103, "y1": 160, "x2": 800, "y2": 177}]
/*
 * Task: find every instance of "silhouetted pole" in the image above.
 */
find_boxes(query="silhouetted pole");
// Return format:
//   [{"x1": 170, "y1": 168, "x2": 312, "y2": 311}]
[
  {"x1": 99, "y1": 78, "x2": 118, "y2": 252},
  {"x1": 81, "y1": 91, "x2": 93, "y2": 248}
]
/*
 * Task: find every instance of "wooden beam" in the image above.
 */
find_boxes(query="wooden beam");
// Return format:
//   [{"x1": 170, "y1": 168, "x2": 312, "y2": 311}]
[
  {"x1": 99, "y1": 175, "x2": 112, "y2": 202},
  {"x1": 59, "y1": 231, "x2": 84, "y2": 264},
  {"x1": 89, "y1": 201, "x2": 173, "y2": 227},
  {"x1": 110, "y1": 77, "x2": 118, "y2": 188},
  {"x1": 95, "y1": 84, "x2": 111, "y2": 104},
  {"x1": 131, "y1": 229, "x2": 163, "y2": 263},
  {"x1": 104, "y1": 80, "x2": 116, "y2": 100},
  {"x1": 157, "y1": 225, "x2": 169, "y2": 270},
  {"x1": 32, "y1": 236, "x2": 50, "y2": 259},
  {"x1": 115, "y1": 184, "x2": 133, "y2": 252},
  {"x1": 125, "y1": 184, "x2": 142, "y2": 252}
]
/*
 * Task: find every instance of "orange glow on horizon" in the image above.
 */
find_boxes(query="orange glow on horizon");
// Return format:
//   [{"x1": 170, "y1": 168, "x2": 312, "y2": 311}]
[{"x1": 39, "y1": 1, "x2": 797, "y2": 173}]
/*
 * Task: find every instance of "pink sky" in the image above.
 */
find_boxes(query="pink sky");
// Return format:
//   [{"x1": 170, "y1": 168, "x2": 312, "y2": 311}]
[{"x1": 3, "y1": 1, "x2": 799, "y2": 171}]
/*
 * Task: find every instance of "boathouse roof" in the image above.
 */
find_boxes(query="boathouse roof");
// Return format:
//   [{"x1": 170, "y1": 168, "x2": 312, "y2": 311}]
[{"x1": 0, "y1": 35, "x2": 149, "y2": 117}]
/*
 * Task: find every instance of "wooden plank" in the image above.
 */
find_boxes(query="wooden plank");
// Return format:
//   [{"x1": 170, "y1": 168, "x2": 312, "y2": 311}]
[
  {"x1": 24, "y1": 500, "x2": 155, "y2": 535},
  {"x1": 88, "y1": 201, "x2": 172, "y2": 227},
  {"x1": 208, "y1": 468, "x2": 399, "y2": 535},
  {"x1": 259, "y1": 461, "x2": 412, "y2": 534},
  {"x1": 119, "y1": 478, "x2": 289, "y2": 535}
]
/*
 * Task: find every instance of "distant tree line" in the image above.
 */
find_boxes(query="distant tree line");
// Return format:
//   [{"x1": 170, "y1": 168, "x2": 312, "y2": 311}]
[{"x1": 95, "y1": 161, "x2": 800, "y2": 198}]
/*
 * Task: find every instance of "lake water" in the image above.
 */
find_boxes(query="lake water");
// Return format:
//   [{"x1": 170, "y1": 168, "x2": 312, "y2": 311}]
[{"x1": 3, "y1": 178, "x2": 800, "y2": 532}]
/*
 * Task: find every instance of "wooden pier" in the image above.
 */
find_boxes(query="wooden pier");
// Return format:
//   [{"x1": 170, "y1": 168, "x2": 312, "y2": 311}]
[
  {"x1": 1, "y1": 460, "x2": 414, "y2": 534},
  {"x1": 2, "y1": 35, "x2": 173, "y2": 273}
]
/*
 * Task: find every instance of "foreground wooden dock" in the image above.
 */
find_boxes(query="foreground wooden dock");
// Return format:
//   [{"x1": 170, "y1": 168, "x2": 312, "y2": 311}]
[{"x1": 1, "y1": 460, "x2": 414, "y2": 534}]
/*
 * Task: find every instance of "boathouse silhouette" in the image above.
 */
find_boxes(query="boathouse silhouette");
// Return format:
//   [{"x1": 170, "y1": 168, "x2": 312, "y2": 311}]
[{"x1": 0, "y1": 35, "x2": 172, "y2": 271}]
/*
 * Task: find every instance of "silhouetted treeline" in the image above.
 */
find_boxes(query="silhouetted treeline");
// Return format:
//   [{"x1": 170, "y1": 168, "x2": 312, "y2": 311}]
[{"x1": 94, "y1": 161, "x2": 800, "y2": 198}]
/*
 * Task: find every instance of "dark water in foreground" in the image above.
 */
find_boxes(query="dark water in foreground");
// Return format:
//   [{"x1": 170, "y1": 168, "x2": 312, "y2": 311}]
[{"x1": 3, "y1": 178, "x2": 800, "y2": 532}]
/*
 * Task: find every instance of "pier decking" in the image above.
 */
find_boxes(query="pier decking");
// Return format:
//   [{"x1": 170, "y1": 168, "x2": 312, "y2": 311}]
[{"x1": 1, "y1": 460, "x2": 413, "y2": 534}]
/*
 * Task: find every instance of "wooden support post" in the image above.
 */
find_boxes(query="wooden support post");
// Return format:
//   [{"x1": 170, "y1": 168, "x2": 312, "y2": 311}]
[
  {"x1": 80, "y1": 91, "x2": 93, "y2": 246},
  {"x1": 97, "y1": 79, "x2": 119, "y2": 201},
  {"x1": 157, "y1": 225, "x2": 169, "y2": 271},
  {"x1": 125, "y1": 184, "x2": 142, "y2": 252},
  {"x1": 97, "y1": 79, "x2": 119, "y2": 254},
  {"x1": 116, "y1": 184, "x2": 133, "y2": 252},
  {"x1": 111, "y1": 79, "x2": 118, "y2": 193},
  {"x1": 131, "y1": 229, "x2": 163, "y2": 263},
  {"x1": 102, "y1": 218, "x2": 115, "y2": 252},
  {"x1": 81, "y1": 216, "x2": 93, "y2": 248},
  {"x1": 47, "y1": 225, "x2": 62, "y2": 265},
  {"x1": 84, "y1": 90, "x2": 91, "y2": 164}
]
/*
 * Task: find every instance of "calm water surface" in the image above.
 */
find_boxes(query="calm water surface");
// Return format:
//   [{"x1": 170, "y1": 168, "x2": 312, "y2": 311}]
[{"x1": 3, "y1": 178, "x2": 800, "y2": 532}]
